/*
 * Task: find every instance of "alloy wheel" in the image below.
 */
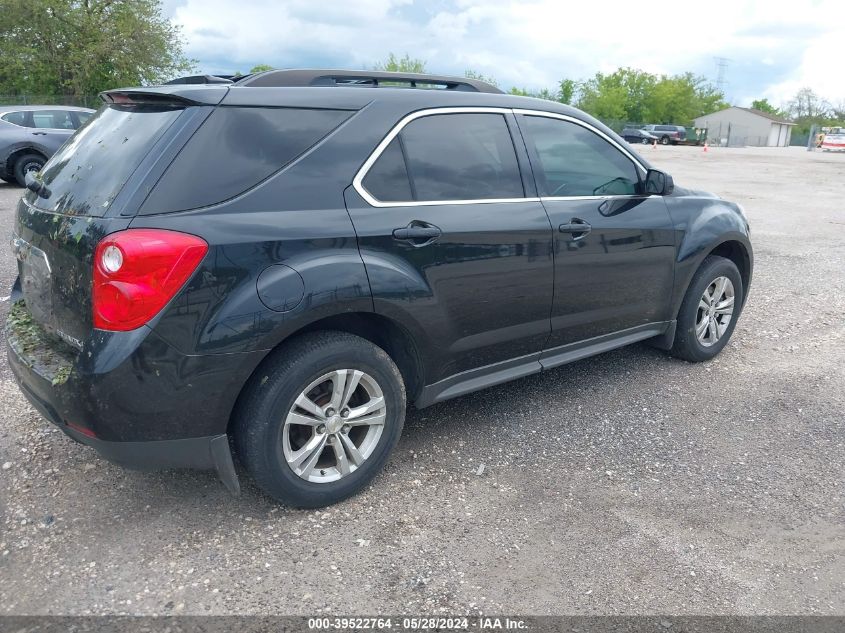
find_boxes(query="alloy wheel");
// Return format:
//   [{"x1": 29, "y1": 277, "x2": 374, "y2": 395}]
[
  {"x1": 695, "y1": 276, "x2": 735, "y2": 347},
  {"x1": 282, "y1": 369, "x2": 386, "y2": 483}
]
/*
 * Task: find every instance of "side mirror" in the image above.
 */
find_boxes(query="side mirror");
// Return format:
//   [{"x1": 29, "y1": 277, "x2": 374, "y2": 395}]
[{"x1": 644, "y1": 169, "x2": 674, "y2": 196}]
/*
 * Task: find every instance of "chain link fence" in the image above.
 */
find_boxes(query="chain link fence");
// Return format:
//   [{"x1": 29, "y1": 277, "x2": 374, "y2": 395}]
[{"x1": 0, "y1": 94, "x2": 101, "y2": 108}]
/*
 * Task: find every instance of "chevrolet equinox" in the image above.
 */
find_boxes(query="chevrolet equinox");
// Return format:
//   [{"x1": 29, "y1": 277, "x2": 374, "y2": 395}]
[{"x1": 7, "y1": 70, "x2": 753, "y2": 507}]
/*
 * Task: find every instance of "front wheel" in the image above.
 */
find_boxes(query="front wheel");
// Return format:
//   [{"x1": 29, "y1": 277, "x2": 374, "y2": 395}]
[
  {"x1": 670, "y1": 255, "x2": 743, "y2": 362},
  {"x1": 641, "y1": 138, "x2": 650, "y2": 144},
  {"x1": 660, "y1": 136, "x2": 670, "y2": 145},
  {"x1": 234, "y1": 331, "x2": 406, "y2": 507}
]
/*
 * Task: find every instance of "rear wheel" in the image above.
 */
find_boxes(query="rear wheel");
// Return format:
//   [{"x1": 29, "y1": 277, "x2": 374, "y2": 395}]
[
  {"x1": 13, "y1": 153, "x2": 45, "y2": 186},
  {"x1": 670, "y1": 256, "x2": 743, "y2": 362},
  {"x1": 234, "y1": 331, "x2": 406, "y2": 507},
  {"x1": 660, "y1": 135, "x2": 670, "y2": 145}
]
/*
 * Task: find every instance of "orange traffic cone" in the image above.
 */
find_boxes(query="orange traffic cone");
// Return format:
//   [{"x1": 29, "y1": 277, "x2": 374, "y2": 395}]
[
  {"x1": 703, "y1": 141, "x2": 708, "y2": 153},
  {"x1": 652, "y1": 139, "x2": 657, "y2": 149}
]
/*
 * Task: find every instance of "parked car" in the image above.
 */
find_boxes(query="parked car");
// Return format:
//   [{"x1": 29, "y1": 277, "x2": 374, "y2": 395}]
[
  {"x1": 0, "y1": 105, "x2": 96, "y2": 186},
  {"x1": 8, "y1": 70, "x2": 752, "y2": 507},
  {"x1": 642, "y1": 124, "x2": 688, "y2": 145},
  {"x1": 621, "y1": 126, "x2": 659, "y2": 144}
]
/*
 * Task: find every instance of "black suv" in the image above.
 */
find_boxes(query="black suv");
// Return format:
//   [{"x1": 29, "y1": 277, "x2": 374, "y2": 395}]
[{"x1": 8, "y1": 70, "x2": 752, "y2": 507}]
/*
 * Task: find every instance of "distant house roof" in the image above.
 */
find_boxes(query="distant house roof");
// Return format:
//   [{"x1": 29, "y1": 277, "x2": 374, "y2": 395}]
[
  {"x1": 736, "y1": 107, "x2": 796, "y2": 125},
  {"x1": 696, "y1": 106, "x2": 796, "y2": 126}
]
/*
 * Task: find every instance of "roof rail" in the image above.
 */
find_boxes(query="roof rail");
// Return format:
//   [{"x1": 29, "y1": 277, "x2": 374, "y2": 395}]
[
  {"x1": 165, "y1": 74, "x2": 237, "y2": 85},
  {"x1": 234, "y1": 69, "x2": 503, "y2": 94}
]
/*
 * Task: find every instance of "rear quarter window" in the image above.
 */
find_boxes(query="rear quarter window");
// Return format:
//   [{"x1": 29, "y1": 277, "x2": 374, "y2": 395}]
[
  {"x1": 141, "y1": 107, "x2": 352, "y2": 214},
  {"x1": 1, "y1": 111, "x2": 28, "y2": 126}
]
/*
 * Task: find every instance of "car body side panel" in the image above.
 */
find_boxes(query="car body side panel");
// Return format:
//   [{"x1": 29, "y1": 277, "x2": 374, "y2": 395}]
[{"x1": 664, "y1": 194, "x2": 753, "y2": 315}]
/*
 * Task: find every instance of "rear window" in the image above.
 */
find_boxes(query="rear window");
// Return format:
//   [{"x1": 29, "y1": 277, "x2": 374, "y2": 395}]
[
  {"x1": 33, "y1": 105, "x2": 183, "y2": 216},
  {"x1": 141, "y1": 107, "x2": 352, "y2": 213}
]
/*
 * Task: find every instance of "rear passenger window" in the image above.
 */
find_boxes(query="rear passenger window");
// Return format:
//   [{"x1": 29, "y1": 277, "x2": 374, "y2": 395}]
[
  {"x1": 142, "y1": 107, "x2": 352, "y2": 213},
  {"x1": 361, "y1": 113, "x2": 524, "y2": 203},
  {"x1": 362, "y1": 138, "x2": 412, "y2": 202},
  {"x1": 31, "y1": 110, "x2": 76, "y2": 129}
]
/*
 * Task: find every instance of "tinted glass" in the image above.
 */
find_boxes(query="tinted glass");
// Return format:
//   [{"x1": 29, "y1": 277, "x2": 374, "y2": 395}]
[
  {"x1": 31, "y1": 110, "x2": 76, "y2": 129},
  {"x1": 74, "y1": 111, "x2": 93, "y2": 127},
  {"x1": 33, "y1": 105, "x2": 183, "y2": 216},
  {"x1": 522, "y1": 116, "x2": 640, "y2": 197},
  {"x1": 362, "y1": 137, "x2": 412, "y2": 202},
  {"x1": 143, "y1": 107, "x2": 352, "y2": 213},
  {"x1": 1, "y1": 111, "x2": 27, "y2": 126},
  {"x1": 399, "y1": 113, "x2": 523, "y2": 201}
]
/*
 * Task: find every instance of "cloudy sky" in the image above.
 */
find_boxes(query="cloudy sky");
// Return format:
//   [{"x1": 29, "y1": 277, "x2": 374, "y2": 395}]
[{"x1": 163, "y1": 0, "x2": 845, "y2": 108}]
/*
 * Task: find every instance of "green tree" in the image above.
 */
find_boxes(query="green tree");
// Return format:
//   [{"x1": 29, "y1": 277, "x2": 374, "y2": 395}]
[
  {"x1": 250, "y1": 64, "x2": 275, "y2": 73},
  {"x1": 558, "y1": 79, "x2": 576, "y2": 105},
  {"x1": 464, "y1": 70, "x2": 498, "y2": 87},
  {"x1": 575, "y1": 68, "x2": 726, "y2": 125},
  {"x1": 374, "y1": 53, "x2": 426, "y2": 73},
  {"x1": 0, "y1": 0, "x2": 195, "y2": 100},
  {"x1": 750, "y1": 98, "x2": 782, "y2": 116},
  {"x1": 787, "y1": 88, "x2": 829, "y2": 120}
]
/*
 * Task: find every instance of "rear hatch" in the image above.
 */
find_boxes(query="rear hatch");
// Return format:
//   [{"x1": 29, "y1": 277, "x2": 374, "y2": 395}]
[{"x1": 13, "y1": 100, "x2": 189, "y2": 347}]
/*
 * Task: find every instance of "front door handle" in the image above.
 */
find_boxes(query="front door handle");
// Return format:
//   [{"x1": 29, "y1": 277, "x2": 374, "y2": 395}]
[
  {"x1": 392, "y1": 223, "x2": 442, "y2": 245},
  {"x1": 32, "y1": 131, "x2": 48, "y2": 136},
  {"x1": 558, "y1": 218, "x2": 591, "y2": 238}
]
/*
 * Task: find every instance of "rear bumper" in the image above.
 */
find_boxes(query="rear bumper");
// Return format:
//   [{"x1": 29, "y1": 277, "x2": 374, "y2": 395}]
[
  {"x1": 5, "y1": 298, "x2": 266, "y2": 494},
  {"x1": 9, "y1": 341, "x2": 241, "y2": 494}
]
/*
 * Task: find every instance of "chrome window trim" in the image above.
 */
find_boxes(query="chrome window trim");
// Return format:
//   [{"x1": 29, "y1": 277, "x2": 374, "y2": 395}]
[
  {"x1": 352, "y1": 106, "x2": 649, "y2": 208},
  {"x1": 513, "y1": 108, "x2": 648, "y2": 177}
]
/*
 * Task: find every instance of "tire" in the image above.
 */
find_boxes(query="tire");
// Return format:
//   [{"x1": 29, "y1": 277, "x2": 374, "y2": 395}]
[
  {"x1": 670, "y1": 255, "x2": 743, "y2": 362},
  {"x1": 641, "y1": 138, "x2": 649, "y2": 144},
  {"x1": 234, "y1": 331, "x2": 406, "y2": 507},
  {"x1": 13, "y1": 153, "x2": 45, "y2": 187},
  {"x1": 660, "y1": 135, "x2": 670, "y2": 145}
]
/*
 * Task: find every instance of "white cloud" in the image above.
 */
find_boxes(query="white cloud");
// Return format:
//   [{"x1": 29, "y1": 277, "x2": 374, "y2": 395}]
[{"x1": 170, "y1": 0, "x2": 845, "y2": 104}]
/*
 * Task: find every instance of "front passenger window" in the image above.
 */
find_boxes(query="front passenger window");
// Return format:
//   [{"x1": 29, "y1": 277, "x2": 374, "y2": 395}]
[{"x1": 522, "y1": 116, "x2": 640, "y2": 197}]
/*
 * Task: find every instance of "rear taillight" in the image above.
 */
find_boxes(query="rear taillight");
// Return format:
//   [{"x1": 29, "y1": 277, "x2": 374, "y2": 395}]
[{"x1": 93, "y1": 229, "x2": 208, "y2": 331}]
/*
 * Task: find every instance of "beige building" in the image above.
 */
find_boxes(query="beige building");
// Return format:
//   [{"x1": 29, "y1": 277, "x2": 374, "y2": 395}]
[{"x1": 693, "y1": 107, "x2": 796, "y2": 147}]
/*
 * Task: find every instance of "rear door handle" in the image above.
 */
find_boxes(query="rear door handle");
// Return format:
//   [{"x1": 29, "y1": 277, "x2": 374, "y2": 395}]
[
  {"x1": 32, "y1": 131, "x2": 48, "y2": 136},
  {"x1": 392, "y1": 224, "x2": 442, "y2": 244},
  {"x1": 558, "y1": 219, "x2": 591, "y2": 237}
]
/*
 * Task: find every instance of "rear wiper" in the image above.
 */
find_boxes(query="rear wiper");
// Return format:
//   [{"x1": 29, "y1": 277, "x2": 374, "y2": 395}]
[{"x1": 24, "y1": 172, "x2": 51, "y2": 199}]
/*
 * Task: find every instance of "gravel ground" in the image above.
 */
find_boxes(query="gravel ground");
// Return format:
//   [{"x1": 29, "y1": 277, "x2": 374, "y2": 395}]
[{"x1": 0, "y1": 145, "x2": 843, "y2": 616}]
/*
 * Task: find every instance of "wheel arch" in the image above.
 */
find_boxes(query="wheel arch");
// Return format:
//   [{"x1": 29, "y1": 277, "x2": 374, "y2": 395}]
[
  {"x1": 673, "y1": 234, "x2": 752, "y2": 318},
  {"x1": 707, "y1": 239, "x2": 751, "y2": 305},
  {"x1": 226, "y1": 311, "x2": 425, "y2": 434},
  {"x1": 4, "y1": 145, "x2": 48, "y2": 177}
]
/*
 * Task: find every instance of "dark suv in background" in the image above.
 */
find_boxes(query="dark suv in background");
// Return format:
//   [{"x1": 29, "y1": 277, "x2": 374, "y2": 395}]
[
  {"x1": 0, "y1": 105, "x2": 95, "y2": 185},
  {"x1": 642, "y1": 124, "x2": 687, "y2": 145},
  {"x1": 8, "y1": 70, "x2": 752, "y2": 507}
]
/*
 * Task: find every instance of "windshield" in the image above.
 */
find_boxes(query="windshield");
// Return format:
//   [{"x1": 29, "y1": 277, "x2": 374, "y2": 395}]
[{"x1": 32, "y1": 104, "x2": 183, "y2": 216}]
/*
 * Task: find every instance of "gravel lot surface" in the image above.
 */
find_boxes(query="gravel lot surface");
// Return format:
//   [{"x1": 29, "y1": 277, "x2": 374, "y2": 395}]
[{"x1": 0, "y1": 145, "x2": 843, "y2": 616}]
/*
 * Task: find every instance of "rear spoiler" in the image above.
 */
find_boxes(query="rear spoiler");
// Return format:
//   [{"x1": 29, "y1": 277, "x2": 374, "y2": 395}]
[{"x1": 99, "y1": 85, "x2": 229, "y2": 106}]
